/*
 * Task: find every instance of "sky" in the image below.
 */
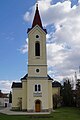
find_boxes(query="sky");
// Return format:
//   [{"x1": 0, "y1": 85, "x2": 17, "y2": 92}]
[{"x1": 0, "y1": 0, "x2": 80, "y2": 93}]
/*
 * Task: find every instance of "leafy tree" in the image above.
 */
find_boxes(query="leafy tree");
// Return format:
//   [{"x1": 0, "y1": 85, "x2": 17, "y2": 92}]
[
  {"x1": 53, "y1": 94, "x2": 62, "y2": 109},
  {"x1": 61, "y1": 78, "x2": 73, "y2": 106}
]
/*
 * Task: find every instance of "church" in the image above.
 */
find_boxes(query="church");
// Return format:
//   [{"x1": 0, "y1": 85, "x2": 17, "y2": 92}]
[{"x1": 12, "y1": 3, "x2": 53, "y2": 112}]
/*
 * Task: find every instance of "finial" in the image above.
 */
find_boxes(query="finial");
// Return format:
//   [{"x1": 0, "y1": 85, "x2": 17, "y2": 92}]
[
  {"x1": 36, "y1": 0, "x2": 38, "y2": 9},
  {"x1": 36, "y1": 0, "x2": 38, "y2": 4}
]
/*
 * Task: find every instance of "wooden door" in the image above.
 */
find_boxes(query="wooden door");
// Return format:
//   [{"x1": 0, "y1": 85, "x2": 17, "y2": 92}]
[{"x1": 35, "y1": 100, "x2": 41, "y2": 112}]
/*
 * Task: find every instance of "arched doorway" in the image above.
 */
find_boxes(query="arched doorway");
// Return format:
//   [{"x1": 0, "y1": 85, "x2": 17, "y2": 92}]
[{"x1": 35, "y1": 100, "x2": 41, "y2": 112}]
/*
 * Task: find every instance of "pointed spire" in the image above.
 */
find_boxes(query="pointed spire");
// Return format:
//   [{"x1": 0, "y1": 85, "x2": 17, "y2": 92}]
[
  {"x1": 27, "y1": 2, "x2": 47, "y2": 34},
  {"x1": 32, "y1": 3, "x2": 42, "y2": 28}
]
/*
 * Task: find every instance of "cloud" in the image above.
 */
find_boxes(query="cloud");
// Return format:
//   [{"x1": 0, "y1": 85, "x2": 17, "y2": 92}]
[
  {"x1": 0, "y1": 80, "x2": 20, "y2": 93},
  {"x1": 0, "y1": 80, "x2": 12, "y2": 93},
  {"x1": 46, "y1": 1, "x2": 80, "y2": 80},
  {"x1": 23, "y1": 0, "x2": 80, "y2": 82},
  {"x1": 1, "y1": 32, "x2": 15, "y2": 41},
  {"x1": 19, "y1": 38, "x2": 28, "y2": 54}
]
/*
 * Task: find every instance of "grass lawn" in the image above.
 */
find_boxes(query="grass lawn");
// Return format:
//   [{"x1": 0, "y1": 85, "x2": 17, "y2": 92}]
[{"x1": 0, "y1": 107, "x2": 80, "y2": 120}]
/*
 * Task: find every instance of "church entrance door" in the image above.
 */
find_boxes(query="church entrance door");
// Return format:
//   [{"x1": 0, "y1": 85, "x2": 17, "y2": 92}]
[{"x1": 35, "y1": 100, "x2": 41, "y2": 112}]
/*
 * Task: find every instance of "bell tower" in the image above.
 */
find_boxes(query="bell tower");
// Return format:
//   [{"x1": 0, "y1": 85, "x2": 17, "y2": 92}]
[
  {"x1": 12, "y1": 2, "x2": 53, "y2": 112},
  {"x1": 26, "y1": 3, "x2": 52, "y2": 112},
  {"x1": 27, "y1": 4, "x2": 47, "y2": 78}
]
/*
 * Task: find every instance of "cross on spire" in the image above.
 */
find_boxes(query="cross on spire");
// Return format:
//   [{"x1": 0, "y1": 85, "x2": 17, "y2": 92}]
[
  {"x1": 27, "y1": 0, "x2": 47, "y2": 34},
  {"x1": 36, "y1": 0, "x2": 38, "y2": 4},
  {"x1": 36, "y1": 0, "x2": 38, "y2": 8}
]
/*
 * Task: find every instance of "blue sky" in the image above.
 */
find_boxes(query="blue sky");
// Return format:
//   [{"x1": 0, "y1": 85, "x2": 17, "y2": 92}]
[
  {"x1": 0, "y1": 0, "x2": 32, "y2": 80},
  {"x1": 0, "y1": 0, "x2": 80, "y2": 92}
]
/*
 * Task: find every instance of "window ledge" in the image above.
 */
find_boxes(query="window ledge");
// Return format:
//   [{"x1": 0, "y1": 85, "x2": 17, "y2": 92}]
[{"x1": 35, "y1": 56, "x2": 40, "y2": 59}]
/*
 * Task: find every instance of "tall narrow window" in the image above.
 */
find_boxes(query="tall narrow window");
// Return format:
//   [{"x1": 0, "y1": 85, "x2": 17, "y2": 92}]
[
  {"x1": 38, "y1": 84, "x2": 41, "y2": 92},
  {"x1": 35, "y1": 85, "x2": 37, "y2": 92},
  {"x1": 35, "y1": 42, "x2": 40, "y2": 56},
  {"x1": 35, "y1": 84, "x2": 41, "y2": 92}
]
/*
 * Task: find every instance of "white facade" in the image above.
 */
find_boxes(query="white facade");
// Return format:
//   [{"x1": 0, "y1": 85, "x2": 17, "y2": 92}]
[{"x1": 0, "y1": 97, "x2": 9, "y2": 107}]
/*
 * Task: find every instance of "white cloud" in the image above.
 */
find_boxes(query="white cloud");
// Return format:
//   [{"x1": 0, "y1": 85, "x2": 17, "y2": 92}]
[
  {"x1": 23, "y1": 0, "x2": 80, "y2": 82},
  {"x1": 0, "y1": 80, "x2": 20, "y2": 93},
  {"x1": 79, "y1": 0, "x2": 80, "y2": 3},
  {"x1": 19, "y1": 38, "x2": 28, "y2": 54}
]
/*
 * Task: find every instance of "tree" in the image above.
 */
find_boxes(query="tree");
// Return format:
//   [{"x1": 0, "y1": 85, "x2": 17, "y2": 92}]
[
  {"x1": 9, "y1": 91, "x2": 12, "y2": 103},
  {"x1": 53, "y1": 94, "x2": 62, "y2": 109},
  {"x1": 61, "y1": 78, "x2": 73, "y2": 106},
  {"x1": 17, "y1": 98, "x2": 22, "y2": 110},
  {"x1": 76, "y1": 79, "x2": 80, "y2": 107}
]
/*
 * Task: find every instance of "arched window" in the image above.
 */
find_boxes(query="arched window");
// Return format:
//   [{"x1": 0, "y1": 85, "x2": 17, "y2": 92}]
[
  {"x1": 35, "y1": 85, "x2": 37, "y2": 92},
  {"x1": 35, "y1": 84, "x2": 41, "y2": 92},
  {"x1": 38, "y1": 85, "x2": 41, "y2": 92},
  {"x1": 35, "y1": 42, "x2": 40, "y2": 56}
]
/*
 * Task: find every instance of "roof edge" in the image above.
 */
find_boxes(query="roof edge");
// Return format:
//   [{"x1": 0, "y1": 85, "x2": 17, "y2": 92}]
[{"x1": 27, "y1": 25, "x2": 47, "y2": 34}]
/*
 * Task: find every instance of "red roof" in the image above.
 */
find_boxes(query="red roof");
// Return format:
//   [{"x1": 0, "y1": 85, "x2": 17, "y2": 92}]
[{"x1": 27, "y1": 4, "x2": 47, "y2": 34}]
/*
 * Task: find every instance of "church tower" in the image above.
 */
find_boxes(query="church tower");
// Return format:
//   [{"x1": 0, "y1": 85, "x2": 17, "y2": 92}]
[
  {"x1": 28, "y1": 4, "x2": 47, "y2": 80},
  {"x1": 25, "y1": 4, "x2": 53, "y2": 112},
  {"x1": 12, "y1": 3, "x2": 53, "y2": 113}
]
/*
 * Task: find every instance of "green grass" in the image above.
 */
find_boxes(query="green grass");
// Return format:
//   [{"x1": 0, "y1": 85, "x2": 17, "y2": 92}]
[{"x1": 0, "y1": 107, "x2": 80, "y2": 120}]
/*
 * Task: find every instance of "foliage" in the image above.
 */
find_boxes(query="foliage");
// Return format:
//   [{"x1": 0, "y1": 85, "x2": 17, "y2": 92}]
[
  {"x1": 61, "y1": 78, "x2": 73, "y2": 106},
  {"x1": 9, "y1": 91, "x2": 12, "y2": 103},
  {"x1": 17, "y1": 98, "x2": 22, "y2": 110},
  {"x1": 53, "y1": 94, "x2": 62, "y2": 109},
  {"x1": 76, "y1": 79, "x2": 80, "y2": 107},
  {"x1": 0, "y1": 101, "x2": 1, "y2": 105}
]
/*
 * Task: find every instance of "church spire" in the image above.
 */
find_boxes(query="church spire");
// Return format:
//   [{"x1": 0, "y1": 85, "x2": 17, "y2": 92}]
[
  {"x1": 32, "y1": 2, "x2": 42, "y2": 28},
  {"x1": 27, "y1": 2, "x2": 47, "y2": 33}
]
